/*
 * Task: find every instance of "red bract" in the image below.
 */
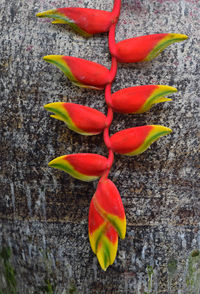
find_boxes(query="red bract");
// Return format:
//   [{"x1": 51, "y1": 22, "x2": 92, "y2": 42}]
[
  {"x1": 89, "y1": 198, "x2": 118, "y2": 271},
  {"x1": 44, "y1": 102, "x2": 106, "y2": 135},
  {"x1": 48, "y1": 153, "x2": 108, "y2": 181},
  {"x1": 89, "y1": 179, "x2": 126, "y2": 270},
  {"x1": 43, "y1": 55, "x2": 111, "y2": 90},
  {"x1": 111, "y1": 85, "x2": 177, "y2": 114},
  {"x1": 37, "y1": 8, "x2": 117, "y2": 37},
  {"x1": 115, "y1": 33, "x2": 188, "y2": 63},
  {"x1": 110, "y1": 125, "x2": 172, "y2": 156}
]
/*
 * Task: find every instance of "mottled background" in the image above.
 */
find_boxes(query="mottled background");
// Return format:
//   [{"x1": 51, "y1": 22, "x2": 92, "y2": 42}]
[{"x1": 0, "y1": 0, "x2": 200, "y2": 293}]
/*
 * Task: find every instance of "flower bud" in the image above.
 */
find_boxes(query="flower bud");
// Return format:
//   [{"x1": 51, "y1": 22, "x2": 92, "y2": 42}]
[
  {"x1": 111, "y1": 85, "x2": 177, "y2": 113},
  {"x1": 43, "y1": 55, "x2": 110, "y2": 90},
  {"x1": 37, "y1": 8, "x2": 116, "y2": 37},
  {"x1": 48, "y1": 153, "x2": 108, "y2": 181},
  {"x1": 44, "y1": 102, "x2": 106, "y2": 135},
  {"x1": 110, "y1": 125, "x2": 172, "y2": 156},
  {"x1": 115, "y1": 33, "x2": 188, "y2": 63}
]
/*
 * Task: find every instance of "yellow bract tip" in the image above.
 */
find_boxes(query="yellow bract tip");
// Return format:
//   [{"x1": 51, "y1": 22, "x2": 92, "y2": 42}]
[
  {"x1": 52, "y1": 20, "x2": 67, "y2": 24},
  {"x1": 153, "y1": 97, "x2": 172, "y2": 104},
  {"x1": 52, "y1": 20, "x2": 59, "y2": 24},
  {"x1": 44, "y1": 102, "x2": 63, "y2": 110},
  {"x1": 43, "y1": 55, "x2": 63, "y2": 62},
  {"x1": 48, "y1": 159, "x2": 55, "y2": 167},
  {"x1": 48, "y1": 155, "x2": 66, "y2": 167},
  {"x1": 168, "y1": 33, "x2": 188, "y2": 41},
  {"x1": 36, "y1": 12, "x2": 43, "y2": 17},
  {"x1": 43, "y1": 103, "x2": 50, "y2": 110},
  {"x1": 152, "y1": 125, "x2": 172, "y2": 134},
  {"x1": 36, "y1": 9, "x2": 57, "y2": 18},
  {"x1": 163, "y1": 85, "x2": 177, "y2": 93},
  {"x1": 177, "y1": 34, "x2": 188, "y2": 40}
]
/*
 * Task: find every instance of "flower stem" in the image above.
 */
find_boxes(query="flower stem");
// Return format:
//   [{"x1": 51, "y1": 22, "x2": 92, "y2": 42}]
[{"x1": 103, "y1": 0, "x2": 120, "y2": 180}]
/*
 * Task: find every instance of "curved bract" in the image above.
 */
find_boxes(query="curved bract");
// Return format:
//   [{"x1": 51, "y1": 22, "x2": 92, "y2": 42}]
[
  {"x1": 37, "y1": 8, "x2": 116, "y2": 37},
  {"x1": 48, "y1": 153, "x2": 108, "y2": 181},
  {"x1": 89, "y1": 179, "x2": 126, "y2": 271},
  {"x1": 44, "y1": 102, "x2": 106, "y2": 135},
  {"x1": 43, "y1": 55, "x2": 111, "y2": 90},
  {"x1": 110, "y1": 125, "x2": 172, "y2": 155},
  {"x1": 111, "y1": 85, "x2": 177, "y2": 113},
  {"x1": 115, "y1": 33, "x2": 188, "y2": 63}
]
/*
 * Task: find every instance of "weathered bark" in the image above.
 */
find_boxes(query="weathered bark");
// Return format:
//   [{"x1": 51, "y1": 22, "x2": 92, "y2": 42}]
[{"x1": 0, "y1": 0, "x2": 200, "y2": 293}]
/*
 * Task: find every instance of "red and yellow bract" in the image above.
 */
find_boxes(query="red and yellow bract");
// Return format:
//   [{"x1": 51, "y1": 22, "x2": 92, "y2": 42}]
[
  {"x1": 111, "y1": 85, "x2": 177, "y2": 114},
  {"x1": 48, "y1": 153, "x2": 108, "y2": 181},
  {"x1": 43, "y1": 55, "x2": 111, "y2": 90},
  {"x1": 115, "y1": 33, "x2": 188, "y2": 63},
  {"x1": 89, "y1": 179, "x2": 126, "y2": 270},
  {"x1": 44, "y1": 102, "x2": 106, "y2": 135},
  {"x1": 110, "y1": 125, "x2": 172, "y2": 155},
  {"x1": 37, "y1": 8, "x2": 117, "y2": 37}
]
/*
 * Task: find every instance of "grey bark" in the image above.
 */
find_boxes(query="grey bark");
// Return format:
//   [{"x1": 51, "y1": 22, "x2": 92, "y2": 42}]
[{"x1": 0, "y1": 0, "x2": 200, "y2": 293}]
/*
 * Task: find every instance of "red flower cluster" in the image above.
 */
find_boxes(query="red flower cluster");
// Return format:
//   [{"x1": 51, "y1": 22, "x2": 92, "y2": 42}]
[{"x1": 37, "y1": 0, "x2": 187, "y2": 270}]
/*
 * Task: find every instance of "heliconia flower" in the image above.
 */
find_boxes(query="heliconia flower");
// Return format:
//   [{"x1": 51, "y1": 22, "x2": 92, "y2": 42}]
[
  {"x1": 44, "y1": 102, "x2": 106, "y2": 135},
  {"x1": 110, "y1": 125, "x2": 172, "y2": 156},
  {"x1": 43, "y1": 55, "x2": 110, "y2": 90},
  {"x1": 111, "y1": 85, "x2": 177, "y2": 114},
  {"x1": 48, "y1": 154, "x2": 108, "y2": 181},
  {"x1": 36, "y1": 8, "x2": 116, "y2": 37},
  {"x1": 115, "y1": 33, "x2": 188, "y2": 63},
  {"x1": 89, "y1": 179, "x2": 126, "y2": 270}
]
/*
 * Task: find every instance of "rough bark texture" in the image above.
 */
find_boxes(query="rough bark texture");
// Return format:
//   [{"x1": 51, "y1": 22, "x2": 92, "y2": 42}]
[{"x1": 0, "y1": 0, "x2": 200, "y2": 293}]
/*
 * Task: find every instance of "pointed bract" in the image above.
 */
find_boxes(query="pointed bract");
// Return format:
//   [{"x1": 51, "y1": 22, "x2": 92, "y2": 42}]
[
  {"x1": 115, "y1": 33, "x2": 188, "y2": 63},
  {"x1": 89, "y1": 179, "x2": 126, "y2": 270},
  {"x1": 48, "y1": 154, "x2": 108, "y2": 181},
  {"x1": 94, "y1": 179, "x2": 126, "y2": 239},
  {"x1": 111, "y1": 85, "x2": 177, "y2": 114},
  {"x1": 43, "y1": 55, "x2": 110, "y2": 90},
  {"x1": 37, "y1": 8, "x2": 116, "y2": 37},
  {"x1": 110, "y1": 125, "x2": 172, "y2": 155},
  {"x1": 44, "y1": 102, "x2": 106, "y2": 135},
  {"x1": 89, "y1": 199, "x2": 118, "y2": 271}
]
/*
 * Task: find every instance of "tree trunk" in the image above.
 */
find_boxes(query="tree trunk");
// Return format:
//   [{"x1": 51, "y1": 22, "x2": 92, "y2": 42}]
[{"x1": 1, "y1": 0, "x2": 199, "y2": 293}]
